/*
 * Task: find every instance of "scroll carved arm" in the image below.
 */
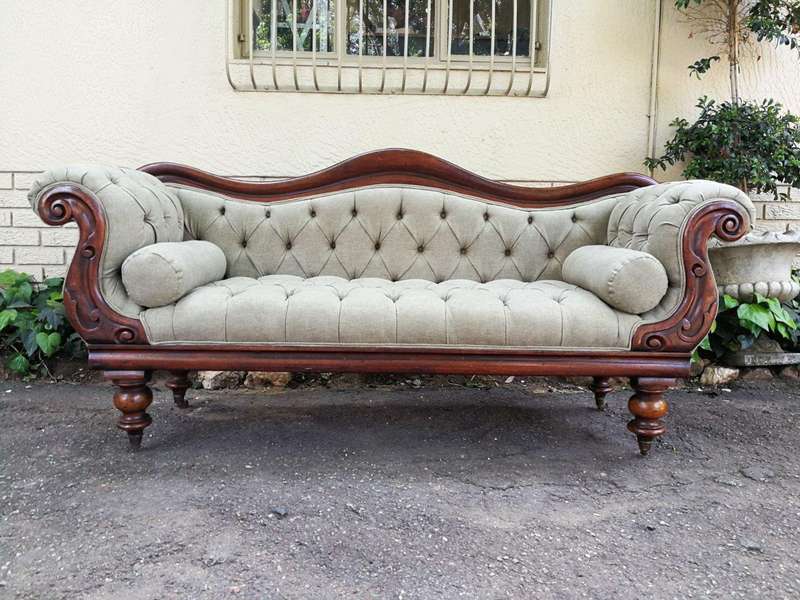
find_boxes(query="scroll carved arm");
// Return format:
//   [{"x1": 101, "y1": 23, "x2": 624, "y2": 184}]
[
  {"x1": 631, "y1": 200, "x2": 750, "y2": 353},
  {"x1": 36, "y1": 184, "x2": 147, "y2": 345}
]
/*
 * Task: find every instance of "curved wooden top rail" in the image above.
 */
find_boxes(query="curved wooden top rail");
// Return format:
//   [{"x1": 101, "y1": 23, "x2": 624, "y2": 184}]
[{"x1": 140, "y1": 149, "x2": 656, "y2": 208}]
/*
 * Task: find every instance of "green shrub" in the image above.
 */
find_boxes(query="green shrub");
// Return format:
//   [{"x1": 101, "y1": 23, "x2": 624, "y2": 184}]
[
  {"x1": 699, "y1": 291, "x2": 799, "y2": 360},
  {"x1": 0, "y1": 270, "x2": 84, "y2": 376},
  {"x1": 646, "y1": 96, "x2": 800, "y2": 200}
]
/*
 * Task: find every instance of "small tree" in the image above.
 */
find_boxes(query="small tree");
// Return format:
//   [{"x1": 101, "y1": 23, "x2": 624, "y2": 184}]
[{"x1": 647, "y1": 1, "x2": 800, "y2": 198}]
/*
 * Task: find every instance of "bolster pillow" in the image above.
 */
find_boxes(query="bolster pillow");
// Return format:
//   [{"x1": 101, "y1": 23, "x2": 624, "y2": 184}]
[
  {"x1": 121, "y1": 240, "x2": 227, "y2": 308},
  {"x1": 562, "y1": 245, "x2": 669, "y2": 314}
]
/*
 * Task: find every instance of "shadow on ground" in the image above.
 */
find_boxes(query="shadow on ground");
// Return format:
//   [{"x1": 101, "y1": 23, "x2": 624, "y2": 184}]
[{"x1": 1, "y1": 376, "x2": 799, "y2": 598}]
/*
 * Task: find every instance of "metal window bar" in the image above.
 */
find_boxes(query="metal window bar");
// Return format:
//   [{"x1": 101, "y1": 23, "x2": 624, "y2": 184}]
[
  {"x1": 358, "y1": 0, "x2": 364, "y2": 93},
  {"x1": 525, "y1": 0, "x2": 539, "y2": 95},
  {"x1": 461, "y1": 0, "x2": 474, "y2": 93},
  {"x1": 271, "y1": 0, "x2": 279, "y2": 88},
  {"x1": 443, "y1": 0, "x2": 453, "y2": 93},
  {"x1": 401, "y1": 0, "x2": 410, "y2": 92},
  {"x1": 483, "y1": 0, "x2": 496, "y2": 94},
  {"x1": 229, "y1": 0, "x2": 552, "y2": 96},
  {"x1": 379, "y1": 0, "x2": 388, "y2": 92},
  {"x1": 248, "y1": 0, "x2": 257, "y2": 89},
  {"x1": 422, "y1": 0, "x2": 432, "y2": 92},
  {"x1": 504, "y1": 0, "x2": 518, "y2": 95}
]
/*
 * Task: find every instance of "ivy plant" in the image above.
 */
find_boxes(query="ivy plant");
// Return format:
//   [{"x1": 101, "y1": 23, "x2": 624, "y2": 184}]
[{"x1": 0, "y1": 270, "x2": 84, "y2": 376}]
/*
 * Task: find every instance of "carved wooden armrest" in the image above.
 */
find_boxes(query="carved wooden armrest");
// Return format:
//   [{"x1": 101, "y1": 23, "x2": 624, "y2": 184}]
[
  {"x1": 625, "y1": 196, "x2": 753, "y2": 353},
  {"x1": 30, "y1": 167, "x2": 185, "y2": 345}
]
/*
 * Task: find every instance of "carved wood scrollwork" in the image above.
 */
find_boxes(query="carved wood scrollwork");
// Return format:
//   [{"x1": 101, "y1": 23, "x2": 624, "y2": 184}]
[
  {"x1": 36, "y1": 184, "x2": 147, "y2": 344},
  {"x1": 630, "y1": 200, "x2": 750, "y2": 353}
]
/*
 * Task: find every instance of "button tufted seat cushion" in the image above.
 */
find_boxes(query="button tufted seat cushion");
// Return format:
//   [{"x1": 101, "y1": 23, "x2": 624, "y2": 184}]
[{"x1": 140, "y1": 275, "x2": 641, "y2": 348}]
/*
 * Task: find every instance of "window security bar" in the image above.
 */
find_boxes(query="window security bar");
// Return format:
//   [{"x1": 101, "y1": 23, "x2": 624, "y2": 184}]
[{"x1": 225, "y1": 0, "x2": 552, "y2": 96}]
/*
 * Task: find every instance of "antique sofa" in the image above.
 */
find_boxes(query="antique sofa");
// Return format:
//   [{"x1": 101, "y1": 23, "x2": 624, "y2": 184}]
[{"x1": 29, "y1": 150, "x2": 754, "y2": 454}]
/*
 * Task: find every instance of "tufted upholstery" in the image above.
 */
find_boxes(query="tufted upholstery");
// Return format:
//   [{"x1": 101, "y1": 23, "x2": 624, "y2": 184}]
[
  {"x1": 121, "y1": 240, "x2": 227, "y2": 308},
  {"x1": 28, "y1": 166, "x2": 184, "y2": 316},
  {"x1": 174, "y1": 186, "x2": 620, "y2": 284},
  {"x1": 562, "y1": 245, "x2": 669, "y2": 314},
  {"x1": 140, "y1": 275, "x2": 642, "y2": 348},
  {"x1": 29, "y1": 166, "x2": 755, "y2": 349},
  {"x1": 605, "y1": 180, "x2": 754, "y2": 321}
]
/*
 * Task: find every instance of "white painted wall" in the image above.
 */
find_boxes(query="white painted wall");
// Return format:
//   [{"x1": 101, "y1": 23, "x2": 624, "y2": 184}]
[
  {"x1": 2, "y1": 0, "x2": 656, "y2": 180},
  {"x1": 1, "y1": 0, "x2": 799, "y2": 278}
]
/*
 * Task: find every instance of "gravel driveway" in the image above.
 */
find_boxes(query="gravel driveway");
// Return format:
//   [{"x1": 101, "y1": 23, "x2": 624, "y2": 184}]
[{"x1": 1, "y1": 374, "x2": 799, "y2": 599}]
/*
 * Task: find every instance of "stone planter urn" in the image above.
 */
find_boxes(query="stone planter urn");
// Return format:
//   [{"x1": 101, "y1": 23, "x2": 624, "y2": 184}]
[{"x1": 709, "y1": 229, "x2": 800, "y2": 302}]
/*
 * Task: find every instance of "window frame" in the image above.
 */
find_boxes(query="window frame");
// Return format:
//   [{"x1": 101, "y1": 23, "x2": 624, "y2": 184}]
[{"x1": 235, "y1": 0, "x2": 548, "y2": 69}]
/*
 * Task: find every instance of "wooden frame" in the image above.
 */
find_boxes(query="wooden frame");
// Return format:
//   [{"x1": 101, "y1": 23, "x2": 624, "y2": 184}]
[{"x1": 35, "y1": 149, "x2": 750, "y2": 454}]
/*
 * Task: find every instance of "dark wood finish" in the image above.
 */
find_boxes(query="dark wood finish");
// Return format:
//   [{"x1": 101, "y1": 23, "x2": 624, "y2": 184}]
[
  {"x1": 140, "y1": 148, "x2": 657, "y2": 206},
  {"x1": 89, "y1": 345, "x2": 690, "y2": 378},
  {"x1": 37, "y1": 186, "x2": 148, "y2": 344},
  {"x1": 627, "y1": 377, "x2": 672, "y2": 456},
  {"x1": 31, "y1": 149, "x2": 752, "y2": 453},
  {"x1": 631, "y1": 200, "x2": 750, "y2": 352},
  {"x1": 590, "y1": 377, "x2": 613, "y2": 411},
  {"x1": 105, "y1": 370, "x2": 153, "y2": 450},
  {"x1": 166, "y1": 371, "x2": 191, "y2": 408}
]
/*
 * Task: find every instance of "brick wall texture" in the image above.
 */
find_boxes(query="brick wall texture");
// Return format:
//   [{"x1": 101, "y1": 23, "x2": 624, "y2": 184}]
[{"x1": 2, "y1": 169, "x2": 797, "y2": 281}]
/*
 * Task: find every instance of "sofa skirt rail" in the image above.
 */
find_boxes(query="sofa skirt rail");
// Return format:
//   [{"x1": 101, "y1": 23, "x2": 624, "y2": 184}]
[{"x1": 89, "y1": 344, "x2": 691, "y2": 378}]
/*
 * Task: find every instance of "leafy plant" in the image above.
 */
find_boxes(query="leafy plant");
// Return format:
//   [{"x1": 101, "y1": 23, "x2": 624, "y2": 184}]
[
  {"x1": 645, "y1": 96, "x2": 800, "y2": 198},
  {"x1": 0, "y1": 270, "x2": 84, "y2": 376},
  {"x1": 674, "y1": 1, "x2": 800, "y2": 101},
  {"x1": 748, "y1": 0, "x2": 800, "y2": 52},
  {"x1": 649, "y1": 1, "x2": 800, "y2": 196},
  {"x1": 699, "y1": 292, "x2": 798, "y2": 358}
]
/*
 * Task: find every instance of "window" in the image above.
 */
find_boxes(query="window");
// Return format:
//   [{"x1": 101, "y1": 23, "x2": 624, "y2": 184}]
[{"x1": 226, "y1": 0, "x2": 552, "y2": 95}]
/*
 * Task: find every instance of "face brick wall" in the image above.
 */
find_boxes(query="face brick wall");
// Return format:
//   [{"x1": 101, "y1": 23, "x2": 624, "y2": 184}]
[{"x1": 0, "y1": 171, "x2": 78, "y2": 281}]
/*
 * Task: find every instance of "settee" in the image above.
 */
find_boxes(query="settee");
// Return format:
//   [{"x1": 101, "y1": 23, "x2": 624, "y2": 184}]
[{"x1": 29, "y1": 150, "x2": 754, "y2": 454}]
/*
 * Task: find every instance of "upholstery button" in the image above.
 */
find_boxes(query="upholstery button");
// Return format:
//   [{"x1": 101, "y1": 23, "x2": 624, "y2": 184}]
[
  {"x1": 527, "y1": 215, "x2": 534, "y2": 224},
  {"x1": 440, "y1": 211, "x2": 447, "y2": 219},
  {"x1": 330, "y1": 241, "x2": 336, "y2": 249},
  {"x1": 417, "y1": 245, "x2": 424, "y2": 253},
  {"x1": 547, "y1": 250, "x2": 555, "y2": 258},
  {"x1": 396, "y1": 212, "x2": 403, "y2": 220},
  {"x1": 374, "y1": 242, "x2": 381, "y2": 250},
  {"x1": 266, "y1": 210, "x2": 271, "y2": 218},
  {"x1": 571, "y1": 214, "x2": 578, "y2": 223},
  {"x1": 483, "y1": 212, "x2": 489, "y2": 221},
  {"x1": 504, "y1": 248, "x2": 511, "y2": 257},
  {"x1": 310, "y1": 209, "x2": 316, "y2": 218},
  {"x1": 286, "y1": 242, "x2": 292, "y2": 250},
  {"x1": 351, "y1": 209, "x2": 358, "y2": 217},
  {"x1": 219, "y1": 206, "x2": 226, "y2": 215},
  {"x1": 241, "y1": 240, "x2": 248, "y2": 248},
  {"x1": 460, "y1": 247, "x2": 467, "y2": 255}
]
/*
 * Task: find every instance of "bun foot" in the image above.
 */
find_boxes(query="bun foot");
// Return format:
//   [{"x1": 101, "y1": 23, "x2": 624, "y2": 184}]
[
  {"x1": 106, "y1": 370, "x2": 153, "y2": 450},
  {"x1": 590, "y1": 377, "x2": 613, "y2": 411},
  {"x1": 166, "y1": 371, "x2": 191, "y2": 409},
  {"x1": 627, "y1": 377, "x2": 671, "y2": 456},
  {"x1": 635, "y1": 434, "x2": 652, "y2": 456},
  {"x1": 127, "y1": 430, "x2": 144, "y2": 450}
]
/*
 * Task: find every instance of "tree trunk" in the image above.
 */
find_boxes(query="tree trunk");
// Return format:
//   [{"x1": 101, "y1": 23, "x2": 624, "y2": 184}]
[{"x1": 729, "y1": 0, "x2": 740, "y2": 103}]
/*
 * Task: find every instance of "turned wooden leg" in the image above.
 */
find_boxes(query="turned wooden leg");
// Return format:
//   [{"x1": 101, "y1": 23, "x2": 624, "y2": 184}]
[
  {"x1": 627, "y1": 377, "x2": 672, "y2": 456},
  {"x1": 166, "y1": 371, "x2": 191, "y2": 409},
  {"x1": 105, "y1": 370, "x2": 153, "y2": 450},
  {"x1": 590, "y1": 377, "x2": 613, "y2": 411}
]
